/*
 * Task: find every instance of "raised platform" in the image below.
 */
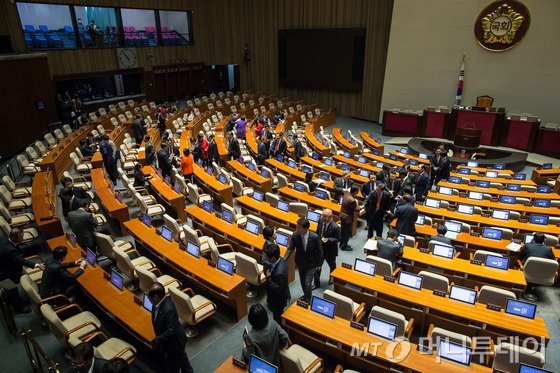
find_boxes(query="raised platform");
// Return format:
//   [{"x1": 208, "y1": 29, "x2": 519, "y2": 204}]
[{"x1": 407, "y1": 138, "x2": 528, "y2": 172}]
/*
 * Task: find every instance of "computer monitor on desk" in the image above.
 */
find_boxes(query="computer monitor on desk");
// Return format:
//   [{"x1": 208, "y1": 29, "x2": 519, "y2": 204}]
[
  {"x1": 359, "y1": 169, "x2": 370, "y2": 177},
  {"x1": 449, "y1": 285, "x2": 476, "y2": 305},
  {"x1": 485, "y1": 171, "x2": 498, "y2": 178},
  {"x1": 142, "y1": 293, "x2": 153, "y2": 312},
  {"x1": 477, "y1": 180, "x2": 490, "y2": 188},
  {"x1": 482, "y1": 227, "x2": 502, "y2": 240},
  {"x1": 542, "y1": 163, "x2": 553, "y2": 170},
  {"x1": 161, "y1": 226, "x2": 173, "y2": 242},
  {"x1": 507, "y1": 184, "x2": 521, "y2": 191},
  {"x1": 415, "y1": 215, "x2": 425, "y2": 225},
  {"x1": 310, "y1": 296, "x2": 336, "y2": 318},
  {"x1": 277, "y1": 200, "x2": 289, "y2": 212},
  {"x1": 367, "y1": 317, "x2": 397, "y2": 341},
  {"x1": 252, "y1": 190, "x2": 263, "y2": 202},
  {"x1": 500, "y1": 195, "x2": 516, "y2": 204},
  {"x1": 357, "y1": 155, "x2": 366, "y2": 164},
  {"x1": 439, "y1": 186, "x2": 452, "y2": 195},
  {"x1": 311, "y1": 152, "x2": 319, "y2": 160},
  {"x1": 458, "y1": 168, "x2": 471, "y2": 175},
  {"x1": 354, "y1": 258, "x2": 376, "y2": 276},
  {"x1": 534, "y1": 199, "x2": 551, "y2": 208},
  {"x1": 186, "y1": 241, "x2": 200, "y2": 258},
  {"x1": 425, "y1": 198, "x2": 440, "y2": 208},
  {"x1": 505, "y1": 299, "x2": 536, "y2": 319},
  {"x1": 248, "y1": 355, "x2": 278, "y2": 373},
  {"x1": 468, "y1": 191, "x2": 483, "y2": 200},
  {"x1": 276, "y1": 231, "x2": 289, "y2": 247},
  {"x1": 202, "y1": 200, "x2": 213, "y2": 213},
  {"x1": 315, "y1": 189, "x2": 328, "y2": 200},
  {"x1": 307, "y1": 210, "x2": 321, "y2": 223},
  {"x1": 519, "y1": 363, "x2": 552, "y2": 373},
  {"x1": 449, "y1": 176, "x2": 462, "y2": 184},
  {"x1": 398, "y1": 271, "x2": 423, "y2": 290},
  {"x1": 288, "y1": 160, "x2": 297, "y2": 168},
  {"x1": 245, "y1": 220, "x2": 260, "y2": 235},
  {"x1": 513, "y1": 173, "x2": 526, "y2": 181},
  {"x1": 485, "y1": 255, "x2": 509, "y2": 270},
  {"x1": 530, "y1": 214, "x2": 549, "y2": 225},
  {"x1": 221, "y1": 210, "x2": 234, "y2": 224},
  {"x1": 537, "y1": 186, "x2": 551, "y2": 194},
  {"x1": 438, "y1": 340, "x2": 472, "y2": 366},
  {"x1": 110, "y1": 270, "x2": 124, "y2": 291},
  {"x1": 492, "y1": 210, "x2": 509, "y2": 220},
  {"x1": 324, "y1": 158, "x2": 333, "y2": 166},
  {"x1": 217, "y1": 257, "x2": 234, "y2": 275},
  {"x1": 432, "y1": 244, "x2": 454, "y2": 259},
  {"x1": 457, "y1": 204, "x2": 474, "y2": 215},
  {"x1": 467, "y1": 160, "x2": 478, "y2": 168}
]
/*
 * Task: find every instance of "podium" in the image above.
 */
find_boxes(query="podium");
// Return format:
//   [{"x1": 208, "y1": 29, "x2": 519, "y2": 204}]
[{"x1": 454, "y1": 127, "x2": 482, "y2": 149}]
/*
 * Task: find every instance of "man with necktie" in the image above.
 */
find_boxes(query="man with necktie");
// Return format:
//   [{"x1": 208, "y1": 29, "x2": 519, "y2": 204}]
[
  {"x1": 314, "y1": 209, "x2": 340, "y2": 288},
  {"x1": 362, "y1": 183, "x2": 392, "y2": 239},
  {"x1": 333, "y1": 170, "x2": 354, "y2": 200}
]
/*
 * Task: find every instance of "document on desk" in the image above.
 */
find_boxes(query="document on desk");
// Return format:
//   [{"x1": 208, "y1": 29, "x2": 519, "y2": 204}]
[
  {"x1": 138, "y1": 147, "x2": 145, "y2": 152},
  {"x1": 363, "y1": 239, "x2": 378, "y2": 251},
  {"x1": 506, "y1": 242, "x2": 522, "y2": 252}
]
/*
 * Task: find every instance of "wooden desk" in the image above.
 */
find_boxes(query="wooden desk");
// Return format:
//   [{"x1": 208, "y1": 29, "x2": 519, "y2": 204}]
[
  {"x1": 124, "y1": 219, "x2": 248, "y2": 320},
  {"x1": 456, "y1": 165, "x2": 514, "y2": 176},
  {"x1": 226, "y1": 160, "x2": 272, "y2": 193},
  {"x1": 531, "y1": 168, "x2": 560, "y2": 185},
  {"x1": 193, "y1": 163, "x2": 233, "y2": 206},
  {"x1": 359, "y1": 131, "x2": 384, "y2": 153},
  {"x1": 186, "y1": 205, "x2": 295, "y2": 283},
  {"x1": 449, "y1": 172, "x2": 536, "y2": 186},
  {"x1": 214, "y1": 357, "x2": 244, "y2": 372},
  {"x1": 416, "y1": 204, "x2": 560, "y2": 235},
  {"x1": 438, "y1": 181, "x2": 560, "y2": 201},
  {"x1": 451, "y1": 108, "x2": 505, "y2": 146},
  {"x1": 47, "y1": 236, "x2": 155, "y2": 347},
  {"x1": 305, "y1": 123, "x2": 330, "y2": 157},
  {"x1": 142, "y1": 166, "x2": 187, "y2": 222},
  {"x1": 332, "y1": 154, "x2": 382, "y2": 174},
  {"x1": 137, "y1": 128, "x2": 161, "y2": 166},
  {"x1": 283, "y1": 303, "x2": 492, "y2": 373},
  {"x1": 91, "y1": 168, "x2": 130, "y2": 235},
  {"x1": 38, "y1": 125, "x2": 93, "y2": 182},
  {"x1": 265, "y1": 158, "x2": 306, "y2": 183},
  {"x1": 31, "y1": 171, "x2": 63, "y2": 238},
  {"x1": 332, "y1": 127, "x2": 358, "y2": 157},
  {"x1": 331, "y1": 266, "x2": 549, "y2": 346},
  {"x1": 388, "y1": 150, "x2": 431, "y2": 165},
  {"x1": 301, "y1": 156, "x2": 368, "y2": 185}
]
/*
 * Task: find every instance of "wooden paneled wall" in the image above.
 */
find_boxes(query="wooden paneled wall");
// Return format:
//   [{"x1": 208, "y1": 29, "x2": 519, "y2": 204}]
[{"x1": 1, "y1": 0, "x2": 393, "y2": 122}]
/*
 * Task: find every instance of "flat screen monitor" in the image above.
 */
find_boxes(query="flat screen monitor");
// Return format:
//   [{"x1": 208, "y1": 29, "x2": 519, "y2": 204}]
[
  {"x1": 164, "y1": 175, "x2": 171, "y2": 185},
  {"x1": 425, "y1": 198, "x2": 440, "y2": 208},
  {"x1": 116, "y1": 191, "x2": 123, "y2": 203},
  {"x1": 530, "y1": 214, "x2": 549, "y2": 225},
  {"x1": 492, "y1": 210, "x2": 509, "y2": 220},
  {"x1": 174, "y1": 183, "x2": 181, "y2": 194},
  {"x1": 500, "y1": 195, "x2": 516, "y2": 204},
  {"x1": 221, "y1": 210, "x2": 234, "y2": 224},
  {"x1": 324, "y1": 158, "x2": 333, "y2": 166},
  {"x1": 260, "y1": 169, "x2": 269, "y2": 178},
  {"x1": 340, "y1": 163, "x2": 350, "y2": 171},
  {"x1": 245, "y1": 220, "x2": 260, "y2": 235},
  {"x1": 505, "y1": 299, "x2": 536, "y2": 319},
  {"x1": 359, "y1": 169, "x2": 370, "y2": 177},
  {"x1": 482, "y1": 227, "x2": 503, "y2": 240},
  {"x1": 354, "y1": 258, "x2": 376, "y2": 276},
  {"x1": 400, "y1": 147, "x2": 408, "y2": 154},
  {"x1": 276, "y1": 154, "x2": 284, "y2": 162},
  {"x1": 372, "y1": 149, "x2": 380, "y2": 156},
  {"x1": 467, "y1": 160, "x2": 478, "y2": 168},
  {"x1": 534, "y1": 199, "x2": 550, "y2": 208},
  {"x1": 110, "y1": 270, "x2": 124, "y2": 291},
  {"x1": 415, "y1": 215, "x2": 425, "y2": 225},
  {"x1": 513, "y1": 173, "x2": 526, "y2": 180},
  {"x1": 485, "y1": 255, "x2": 509, "y2": 270},
  {"x1": 217, "y1": 257, "x2": 234, "y2": 275},
  {"x1": 367, "y1": 317, "x2": 397, "y2": 341},
  {"x1": 439, "y1": 186, "x2": 452, "y2": 195},
  {"x1": 218, "y1": 174, "x2": 228, "y2": 184},
  {"x1": 542, "y1": 163, "x2": 553, "y2": 170},
  {"x1": 438, "y1": 339, "x2": 472, "y2": 366},
  {"x1": 206, "y1": 167, "x2": 213, "y2": 176},
  {"x1": 468, "y1": 191, "x2": 483, "y2": 200},
  {"x1": 142, "y1": 293, "x2": 153, "y2": 312},
  {"x1": 319, "y1": 171, "x2": 330, "y2": 181},
  {"x1": 161, "y1": 226, "x2": 173, "y2": 242},
  {"x1": 397, "y1": 235, "x2": 405, "y2": 246},
  {"x1": 409, "y1": 159, "x2": 418, "y2": 166},
  {"x1": 202, "y1": 200, "x2": 213, "y2": 213},
  {"x1": 293, "y1": 182, "x2": 305, "y2": 192},
  {"x1": 247, "y1": 162, "x2": 256, "y2": 171},
  {"x1": 477, "y1": 180, "x2": 490, "y2": 188},
  {"x1": 68, "y1": 233, "x2": 77, "y2": 247},
  {"x1": 186, "y1": 241, "x2": 200, "y2": 258},
  {"x1": 357, "y1": 155, "x2": 366, "y2": 164},
  {"x1": 86, "y1": 248, "x2": 96, "y2": 267},
  {"x1": 315, "y1": 189, "x2": 328, "y2": 200},
  {"x1": 197, "y1": 159, "x2": 203, "y2": 167},
  {"x1": 444, "y1": 220, "x2": 462, "y2": 233},
  {"x1": 142, "y1": 213, "x2": 151, "y2": 227},
  {"x1": 375, "y1": 161, "x2": 384, "y2": 168},
  {"x1": 252, "y1": 190, "x2": 263, "y2": 202},
  {"x1": 457, "y1": 204, "x2": 474, "y2": 215},
  {"x1": 311, "y1": 152, "x2": 319, "y2": 160},
  {"x1": 301, "y1": 165, "x2": 312, "y2": 174},
  {"x1": 449, "y1": 285, "x2": 477, "y2": 305},
  {"x1": 277, "y1": 200, "x2": 289, "y2": 212},
  {"x1": 396, "y1": 166, "x2": 404, "y2": 173},
  {"x1": 485, "y1": 171, "x2": 498, "y2": 178},
  {"x1": 276, "y1": 231, "x2": 289, "y2": 247},
  {"x1": 307, "y1": 210, "x2": 321, "y2": 223},
  {"x1": 288, "y1": 160, "x2": 297, "y2": 168},
  {"x1": 507, "y1": 183, "x2": 521, "y2": 191},
  {"x1": 343, "y1": 151, "x2": 351, "y2": 158},
  {"x1": 239, "y1": 156, "x2": 244, "y2": 164},
  {"x1": 494, "y1": 163, "x2": 505, "y2": 170},
  {"x1": 537, "y1": 186, "x2": 551, "y2": 194},
  {"x1": 432, "y1": 244, "x2": 454, "y2": 259},
  {"x1": 389, "y1": 154, "x2": 398, "y2": 161},
  {"x1": 157, "y1": 169, "x2": 162, "y2": 177},
  {"x1": 458, "y1": 168, "x2": 471, "y2": 175},
  {"x1": 398, "y1": 271, "x2": 423, "y2": 290},
  {"x1": 449, "y1": 176, "x2": 461, "y2": 184},
  {"x1": 310, "y1": 296, "x2": 336, "y2": 319},
  {"x1": 519, "y1": 363, "x2": 553, "y2": 373},
  {"x1": 248, "y1": 355, "x2": 278, "y2": 373},
  {"x1": 419, "y1": 153, "x2": 428, "y2": 159},
  {"x1": 524, "y1": 233, "x2": 534, "y2": 244}
]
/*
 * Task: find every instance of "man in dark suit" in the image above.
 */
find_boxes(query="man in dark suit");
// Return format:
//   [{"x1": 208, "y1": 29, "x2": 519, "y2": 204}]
[
  {"x1": 520, "y1": 232, "x2": 555, "y2": 264},
  {"x1": 68, "y1": 199, "x2": 97, "y2": 251},
  {"x1": 269, "y1": 132, "x2": 287, "y2": 158},
  {"x1": 333, "y1": 170, "x2": 354, "y2": 200},
  {"x1": 434, "y1": 152, "x2": 450, "y2": 186},
  {"x1": 386, "y1": 170, "x2": 402, "y2": 206},
  {"x1": 207, "y1": 133, "x2": 220, "y2": 165},
  {"x1": 286, "y1": 219, "x2": 322, "y2": 303},
  {"x1": 376, "y1": 164, "x2": 391, "y2": 184},
  {"x1": 227, "y1": 131, "x2": 241, "y2": 160},
  {"x1": 376, "y1": 228, "x2": 403, "y2": 270},
  {"x1": 394, "y1": 194, "x2": 419, "y2": 236},
  {"x1": 264, "y1": 243, "x2": 290, "y2": 324},
  {"x1": 415, "y1": 164, "x2": 429, "y2": 202},
  {"x1": 145, "y1": 135, "x2": 155, "y2": 165},
  {"x1": 157, "y1": 107, "x2": 166, "y2": 137},
  {"x1": 362, "y1": 183, "x2": 392, "y2": 239},
  {"x1": 132, "y1": 114, "x2": 147, "y2": 144},
  {"x1": 148, "y1": 282, "x2": 193, "y2": 373},
  {"x1": 69, "y1": 342, "x2": 109, "y2": 373},
  {"x1": 40, "y1": 245, "x2": 86, "y2": 299},
  {"x1": 401, "y1": 165, "x2": 416, "y2": 193},
  {"x1": 256, "y1": 136, "x2": 268, "y2": 165},
  {"x1": 157, "y1": 143, "x2": 172, "y2": 179},
  {"x1": 340, "y1": 185, "x2": 361, "y2": 251},
  {"x1": 428, "y1": 224, "x2": 452, "y2": 246},
  {"x1": 59, "y1": 186, "x2": 85, "y2": 219},
  {"x1": 429, "y1": 147, "x2": 444, "y2": 188},
  {"x1": 315, "y1": 209, "x2": 340, "y2": 288},
  {"x1": 361, "y1": 173, "x2": 379, "y2": 198}
]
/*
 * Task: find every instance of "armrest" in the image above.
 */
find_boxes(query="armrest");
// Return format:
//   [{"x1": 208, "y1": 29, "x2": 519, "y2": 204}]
[
  {"x1": 81, "y1": 330, "x2": 107, "y2": 344},
  {"x1": 65, "y1": 321, "x2": 102, "y2": 342},
  {"x1": 303, "y1": 357, "x2": 323, "y2": 373},
  {"x1": 148, "y1": 267, "x2": 162, "y2": 277},
  {"x1": 427, "y1": 323, "x2": 435, "y2": 338},
  {"x1": 194, "y1": 229, "x2": 204, "y2": 237},
  {"x1": 24, "y1": 254, "x2": 44, "y2": 263},
  {"x1": 40, "y1": 293, "x2": 70, "y2": 305},
  {"x1": 54, "y1": 303, "x2": 83, "y2": 314},
  {"x1": 182, "y1": 287, "x2": 195, "y2": 297},
  {"x1": 133, "y1": 260, "x2": 155, "y2": 269},
  {"x1": 72, "y1": 175, "x2": 89, "y2": 183},
  {"x1": 353, "y1": 302, "x2": 366, "y2": 322},
  {"x1": 192, "y1": 300, "x2": 216, "y2": 314},
  {"x1": 392, "y1": 268, "x2": 401, "y2": 277},
  {"x1": 161, "y1": 279, "x2": 180, "y2": 288},
  {"x1": 517, "y1": 259, "x2": 524, "y2": 270},
  {"x1": 469, "y1": 253, "x2": 473, "y2": 260},
  {"x1": 113, "y1": 346, "x2": 137, "y2": 362},
  {"x1": 405, "y1": 318, "x2": 415, "y2": 339},
  {"x1": 217, "y1": 243, "x2": 234, "y2": 253},
  {"x1": 454, "y1": 251, "x2": 461, "y2": 259}
]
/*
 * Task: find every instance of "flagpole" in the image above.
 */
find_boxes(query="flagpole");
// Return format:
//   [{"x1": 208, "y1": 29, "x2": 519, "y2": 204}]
[{"x1": 455, "y1": 54, "x2": 466, "y2": 107}]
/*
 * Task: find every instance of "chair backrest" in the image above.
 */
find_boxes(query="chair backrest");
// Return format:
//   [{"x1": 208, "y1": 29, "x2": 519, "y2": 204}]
[
  {"x1": 94, "y1": 232, "x2": 117, "y2": 260},
  {"x1": 234, "y1": 252, "x2": 260, "y2": 285},
  {"x1": 114, "y1": 247, "x2": 136, "y2": 279},
  {"x1": 16, "y1": 155, "x2": 30, "y2": 170},
  {"x1": 35, "y1": 141, "x2": 47, "y2": 155},
  {"x1": 231, "y1": 177, "x2": 245, "y2": 196},
  {"x1": 323, "y1": 289, "x2": 355, "y2": 321},
  {"x1": 280, "y1": 346, "x2": 307, "y2": 372},
  {"x1": 365, "y1": 255, "x2": 394, "y2": 277},
  {"x1": 169, "y1": 286, "x2": 195, "y2": 325},
  {"x1": 135, "y1": 266, "x2": 158, "y2": 293},
  {"x1": 418, "y1": 271, "x2": 449, "y2": 293},
  {"x1": 430, "y1": 326, "x2": 471, "y2": 349},
  {"x1": 2, "y1": 175, "x2": 17, "y2": 192},
  {"x1": 477, "y1": 285, "x2": 515, "y2": 308},
  {"x1": 492, "y1": 342, "x2": 544, "y2": 373},
  {"x1": 473, "y1": 249, "x2": 501, "y2": 262},
  {"x1": 265, "y1": 192, "x2": 279, "y2": 206},
  {"x1": 26, "y1": 147, "x2": 39, "y2": 161},
  {"x1": 0, "y1": 185, "x2": 12, "y2": 203},
  {"x1": 476, "y1": 95, "x2": 494, "y2": 108},
  {"x1": 183, "y1": 225, "x2": 202, "y2": 245},
  {"x1": 40, "y1": 304, "x2": 68, "y2": 347},
  {"x1": 44, "y1": 133, "x2": 56, "y2": 146},
  {"x1": 21, "y1": 274, "x2": 42, "y2": 315},
  {"x1": 523, "y1": 258, "x2": 558, "y2": 285},
  {"x1": 401, "y1": 234, "x2": 415, "y2": 247},
  {"x1": 207, "y1": 238, "x2": 221, "y2": 264},
  {"x1": 109, "y1": 104, "x2": 117, "y2": 113},
  {"x1": 0, "y1": 203, "x2": 12, "y2": 222},
  {"x1": 288, "y1": 202, "x2": 308, "y2": 217},
  {"x1": 187, "y1": 183, "x2": 200, "y2": 204},
  {"x1": 370, "y1": 305, "x2": 407, "y2": 338}
]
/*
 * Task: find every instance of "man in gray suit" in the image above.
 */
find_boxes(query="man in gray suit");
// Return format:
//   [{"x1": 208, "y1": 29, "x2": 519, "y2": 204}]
[
  {"x1": 376, "y1": 228, "x2": 403, "y2": 270},
  {"x1": 333, "y1": 170, "x2": 354, "y2": 200},
  {"x1": 68, "y1": 199, "x2": 97, "y2": 251},
  {"x1": 428, "y1": 224, "x2": 452, "y2": 246}
]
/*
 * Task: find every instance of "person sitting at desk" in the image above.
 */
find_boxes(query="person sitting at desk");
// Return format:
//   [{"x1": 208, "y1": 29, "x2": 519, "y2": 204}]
[
  {"x1": 241, "y1": 304, "x2": 288, "y2": 367},
  {"x1": 376, "y1": 228, "x2": 403, "y2": 271},
  {"x1": 69, "y1": 342, "x2": 109, "y2": 373},
  {"x1": 428, "y1": 224, "x2": 452, "y2": 246},
  {"x1": 78, "y1": 140, "x2": 96, "y2": 157},
  {"x1": 303, "y1": 171, "x2": 318, "y2": 193},
  {"x1": 520, "y1": 232, "x2": 555, "y2": 264},
  {"x1": 59, "y1": 186, "x2": 84, "y2": 220},
  {"x1": 133, "y1": 163, "x2": 151, "y2": 189},
  {"x1": 40, "y1": 245, "x2": 86, "y2": 299}
]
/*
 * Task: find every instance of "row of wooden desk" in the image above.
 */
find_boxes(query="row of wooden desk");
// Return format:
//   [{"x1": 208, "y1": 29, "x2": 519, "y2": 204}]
[
  {"x1": 91, "y1": 121, "x2": 133, "y2": 169},
  {"x1": 91, "y1": 168, "x2": 130, "y2": 236},
  {"x1": 438, "y1": 180, "x2": 560, "y2": 201},
  {"x1": 31, "y1": 171, "x2": 63, "y2": 238},
  {"x1": 192, "y1": 163, "x2": 233, "y2": 207},
  {"x1": 142, "y1": 166, "x2": 187, "y2": 222}
]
